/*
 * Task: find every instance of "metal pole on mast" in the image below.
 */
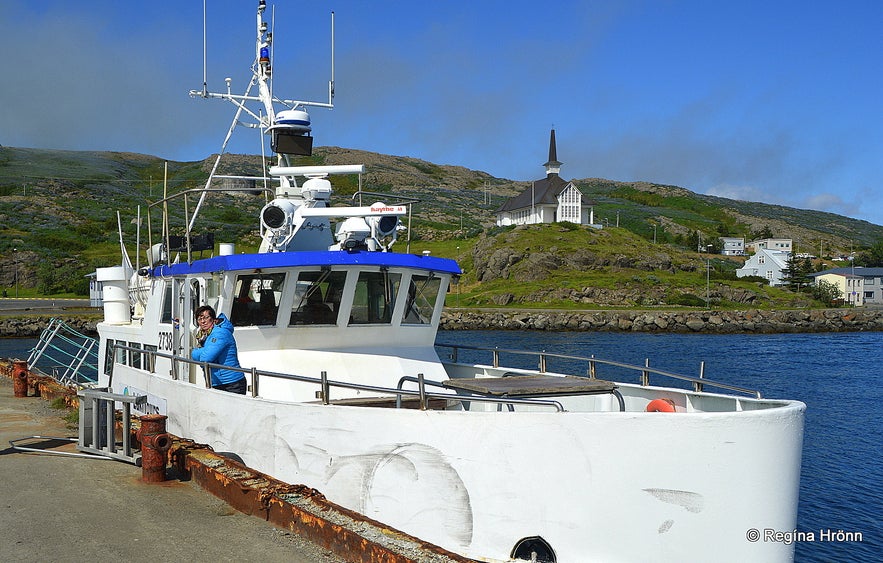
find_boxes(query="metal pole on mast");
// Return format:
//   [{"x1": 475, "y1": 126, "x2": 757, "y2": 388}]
[{"x1": 202, "y1": 0, "x2": 207, "y2": 96}]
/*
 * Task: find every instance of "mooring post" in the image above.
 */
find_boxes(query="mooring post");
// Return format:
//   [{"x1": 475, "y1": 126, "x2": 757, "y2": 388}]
[
  {"x1": 138, "y1": 414, "x2": 171, "y2": 482},
  {"x1": 12, "y1": 360, "x2": 29, "y2": 398}
]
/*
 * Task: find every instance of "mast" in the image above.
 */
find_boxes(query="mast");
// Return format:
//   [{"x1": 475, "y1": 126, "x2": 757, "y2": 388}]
[{"x1": 186, "y1": 0, "x2": 336, "y2": 233}]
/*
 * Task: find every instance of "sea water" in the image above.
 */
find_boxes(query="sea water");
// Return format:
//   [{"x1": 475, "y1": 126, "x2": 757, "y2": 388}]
[{"x1": 4, "y1": 331, "x2": 880, "y2": 561}]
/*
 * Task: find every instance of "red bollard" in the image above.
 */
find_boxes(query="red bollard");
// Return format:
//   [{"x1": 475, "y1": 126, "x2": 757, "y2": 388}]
[
  {"x1": 139, "y1": 414, "x2": 171, "y2": 483},
  {"x1": 12, "y1": 360, "x2": 29, "y2": 398}
]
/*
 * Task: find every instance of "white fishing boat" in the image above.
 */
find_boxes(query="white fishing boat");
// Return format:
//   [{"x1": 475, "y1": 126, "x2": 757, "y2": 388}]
[{"x1": 94, "y1": 3, "x2": 805, "y2": 561}]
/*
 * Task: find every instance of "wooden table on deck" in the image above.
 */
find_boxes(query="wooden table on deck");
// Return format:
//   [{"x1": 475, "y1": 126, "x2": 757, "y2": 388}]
[{"x1": 442, "y1": 374, "x2": 625, "y2": 411}]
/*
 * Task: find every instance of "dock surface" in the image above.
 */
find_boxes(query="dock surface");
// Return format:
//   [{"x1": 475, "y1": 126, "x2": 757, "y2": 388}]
[{"x1": 0, "y1": 376, "x2": 345, "y2": 563}]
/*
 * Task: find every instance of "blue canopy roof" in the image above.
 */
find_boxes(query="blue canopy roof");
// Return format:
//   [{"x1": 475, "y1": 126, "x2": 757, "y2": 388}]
[{"x1": 153, "y1": 250, "x2": 461, "y2": 277}]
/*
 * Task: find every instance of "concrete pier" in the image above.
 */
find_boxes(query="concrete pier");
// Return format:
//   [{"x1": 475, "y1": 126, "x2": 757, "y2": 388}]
[{"x1": 0, "y1": 375, "x2": 346, "y2": 563}]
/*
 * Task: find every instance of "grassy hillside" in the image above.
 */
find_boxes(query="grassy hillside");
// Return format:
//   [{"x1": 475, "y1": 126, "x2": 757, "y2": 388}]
[
  {"x1": 413, "y1": 223, "x2": 811, "y2": 310},
  {"x1": 1, "y1": 145, "x2": 880, "y2": 304}
]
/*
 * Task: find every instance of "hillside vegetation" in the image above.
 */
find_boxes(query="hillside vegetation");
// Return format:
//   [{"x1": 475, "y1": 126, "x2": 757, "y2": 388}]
[{"x1": 1, "y1": 145, "x2": 880, "y2": 308}]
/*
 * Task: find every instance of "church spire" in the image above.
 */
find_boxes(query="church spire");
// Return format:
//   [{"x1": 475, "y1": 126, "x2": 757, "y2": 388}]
[{"x1": 543, "y1": 128, "x2": 562, "y2": 177}]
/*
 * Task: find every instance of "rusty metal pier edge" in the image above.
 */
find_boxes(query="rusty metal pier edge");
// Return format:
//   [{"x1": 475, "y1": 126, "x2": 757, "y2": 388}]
[
  {"x1": 170, "y1": 442, "x2": 473, "y2": 563},
  {"x1": 1, "y1": 360, "x2": 473, "y2": 563}
]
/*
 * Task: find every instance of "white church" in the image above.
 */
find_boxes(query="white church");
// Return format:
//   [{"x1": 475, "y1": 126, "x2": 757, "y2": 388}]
[{"x1": 495, "y1": 129, "x2": 597, "y2": 227}]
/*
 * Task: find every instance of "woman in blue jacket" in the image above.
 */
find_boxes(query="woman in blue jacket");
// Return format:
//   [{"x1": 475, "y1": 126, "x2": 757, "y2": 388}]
[{"x1": 191, "y1": 305, "x2": 246, "y2": 394}]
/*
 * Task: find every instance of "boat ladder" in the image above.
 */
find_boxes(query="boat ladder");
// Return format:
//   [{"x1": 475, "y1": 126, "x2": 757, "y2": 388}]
[
  {"x1": 76, "y1": 388, "x2": 146, "y2": 464},
  {"x1": 27, "y1": 318, "x2": 99, "y2": 388},
  {"x1": 9, "y1": 389, "x2": 145, "y2": 464}
]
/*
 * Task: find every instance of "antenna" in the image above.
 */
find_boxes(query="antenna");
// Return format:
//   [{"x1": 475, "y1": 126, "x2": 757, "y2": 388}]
[
  {"x1": 329, "y1": 11, "x2": 335, "y2": 103},
  {"x1": 202, "y1": 0, "x2": 207, "y2": 96}
]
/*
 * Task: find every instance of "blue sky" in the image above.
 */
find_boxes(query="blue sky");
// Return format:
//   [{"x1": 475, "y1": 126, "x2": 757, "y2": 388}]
[{"x1": 2, "y1": 1, "x2": 881, "y2": 227}]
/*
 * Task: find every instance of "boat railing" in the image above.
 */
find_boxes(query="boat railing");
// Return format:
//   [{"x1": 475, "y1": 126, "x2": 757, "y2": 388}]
[
  {"x1": 108, "y1": 344, "x2": 566, "y2": 412},
  {"x1": 144, "y1": 186, "x2": 276, "y2": 267},
  {"x1": 436, "y1": 343, "x2": 762, "y2": 399}
]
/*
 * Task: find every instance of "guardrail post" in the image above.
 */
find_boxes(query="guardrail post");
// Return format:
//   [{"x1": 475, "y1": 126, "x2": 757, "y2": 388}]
[
  {"x1": 588, "y1": 355, "x2": 596, "y2": 379},
  {"x1": 320, "y1": 371, "x2": 330, "y2": 405},
  {"x1": 538, "y1": 352, "x2": 546, "y2": 374},
  {"x1": 694, "y1": 361, "x2": 705, "y2": 393},
  {"x1": 492, "y1": 348, "x2": 499, "y2": 369},
  {"x1": 450, "y1": 347, "x2": 458, "y2": 363},
  {"x1": 418, "y1": 373, "x2": 427, "y2": 410},
  {"x1": 641, "y1": 358, "x2": 650, "y2": 386},
  {"x1": 251, "y1": 367, "x2": 259, "y2": 397}
]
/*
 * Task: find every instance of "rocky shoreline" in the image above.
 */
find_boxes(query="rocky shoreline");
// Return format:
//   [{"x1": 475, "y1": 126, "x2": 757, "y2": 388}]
[
  {"x1": 2, "y1": 309, "x2": 882, "y2": 337},
  {"x1": 440, "y1": 308, "x2": 883, "y2": 333},
  {"x1": 0, "y1": 316, "x2": 98, "y2": 338}
]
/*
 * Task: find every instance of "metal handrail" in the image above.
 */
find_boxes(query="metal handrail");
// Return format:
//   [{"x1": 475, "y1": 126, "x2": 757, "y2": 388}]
[
  {"x1": 27, "y1": 318, "x2": 100, "y2": 387},
  {"x1": 145, "y1": 186, "x2": 276, "y2": 265},
  {"x1": 436, "y1": 343, "x2": 762, "y2": 399},
  {"x1": 108, "y1": 344, "x2": 566, "y2": 412}
]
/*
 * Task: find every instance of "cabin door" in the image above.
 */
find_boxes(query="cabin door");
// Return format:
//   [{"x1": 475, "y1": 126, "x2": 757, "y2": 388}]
[
  {"x1": 168, "y1": 278, "x2": 191, "y2": 383},
  {"x1": 182, "y1": 278, "x2": 206, "y2": 385}
]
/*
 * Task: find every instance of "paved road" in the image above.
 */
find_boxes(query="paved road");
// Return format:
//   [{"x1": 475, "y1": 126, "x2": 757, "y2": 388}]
[
  {"x1": 0, "y1": 297, "x2": 94, "y2": 315},
  {"x1": 0, "y1": 376, "x2": 345, "y2": 563}
]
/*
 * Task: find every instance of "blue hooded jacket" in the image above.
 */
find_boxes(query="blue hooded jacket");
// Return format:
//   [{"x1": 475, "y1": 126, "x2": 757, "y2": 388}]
[{"x1": 191, "y1": 313, "x2": 243, "y2": 386}]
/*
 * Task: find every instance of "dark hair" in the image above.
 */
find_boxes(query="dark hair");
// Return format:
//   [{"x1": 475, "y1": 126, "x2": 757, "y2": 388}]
[{"x1": 195, "y1": 305, "x2": 216, "y2": 320}]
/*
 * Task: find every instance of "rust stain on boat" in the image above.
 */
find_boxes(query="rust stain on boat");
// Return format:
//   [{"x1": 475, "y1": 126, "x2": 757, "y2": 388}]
[{"x1": 170, "y1": 441, "x2": 474, "y2": 563}]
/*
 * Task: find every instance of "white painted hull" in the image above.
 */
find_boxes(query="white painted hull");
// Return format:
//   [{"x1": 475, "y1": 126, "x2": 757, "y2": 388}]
[{"x1": 108, "y1": 365, "x2": 804, "y2": 562}]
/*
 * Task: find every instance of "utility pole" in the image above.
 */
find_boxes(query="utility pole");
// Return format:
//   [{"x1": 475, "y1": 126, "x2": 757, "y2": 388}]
[
  {"x1": 705, "y1": 245, "x2": 713, "y2": 308},
  {"x1": 13, "y1": 247, "x2": 18, "y2": 298},
  {"x1": 456, "y1": 246, "x2": 461, "y2": 307},
  {"x1": 531, "y1": 181, "x2": 536, "y2": 224}
]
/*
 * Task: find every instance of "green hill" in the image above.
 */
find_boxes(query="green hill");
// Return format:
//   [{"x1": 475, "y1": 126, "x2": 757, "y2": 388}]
[{"x1": 1, "y1": 145, "x2": 880, "y2": 306}]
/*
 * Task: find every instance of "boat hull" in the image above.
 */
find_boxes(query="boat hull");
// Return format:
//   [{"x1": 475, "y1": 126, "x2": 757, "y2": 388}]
[{"x1": 110, "y1": 366, "x2": 804, "y2": 562}]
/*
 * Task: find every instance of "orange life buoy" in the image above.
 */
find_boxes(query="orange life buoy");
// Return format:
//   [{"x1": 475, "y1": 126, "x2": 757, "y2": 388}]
[{"x1": 646, "y1": 398, "x2": 676, "y2": 413}]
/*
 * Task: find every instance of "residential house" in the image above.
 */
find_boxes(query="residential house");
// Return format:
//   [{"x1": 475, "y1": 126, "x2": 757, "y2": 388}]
[
  {"x1": 746, "y1": 238, "x2": 792, "y2": 253},
  {"x1": 810, "y1": 266, "x2": 883, "y2": 306},
  {"x1": 719, "y1": 237, "x2": 746, "y2": 256},
  {"x1": 496, "y1": 129, "x2": 596, "y2": 227},
  {"x1": 735, "y1": 248, "x2": 790, "y2": 286}
]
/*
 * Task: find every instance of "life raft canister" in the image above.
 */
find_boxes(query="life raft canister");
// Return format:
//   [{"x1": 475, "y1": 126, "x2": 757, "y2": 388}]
[{"x1": 646, "y1": 398, "x2": 676, "y2": 412}]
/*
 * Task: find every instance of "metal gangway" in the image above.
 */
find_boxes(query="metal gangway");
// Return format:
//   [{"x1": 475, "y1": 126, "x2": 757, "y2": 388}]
[{"x1": 27, "y1": 318, "x2": 99, "y2": 387}]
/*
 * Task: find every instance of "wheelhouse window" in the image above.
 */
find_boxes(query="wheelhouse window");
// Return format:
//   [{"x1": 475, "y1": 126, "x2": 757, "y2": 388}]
[
  {"x1": 103, "y1": 339, "x2": 116, "y2": 375},
  {"x1": 161, "y1": 281, "x2": 173, "y2": 323},
  {"x1": 350, "y1": 270, "x2": 401, "y2": 325},
  {"x1": 190, "y1": 279, "x2": 201, "y2": 319},
  {"x1": 143, "y1": 345, "x2": 157, "y2": 373},
  {"x1": 129, "y1": 342, "x2": 142, "y2": 370},
  {"x1": 290, "y1": 270, "x2": 346, "y2": 326},
  {"x1": 401, "y1": 274, "x2": 441, "y2": 325},
  {"x1": 231, "y1": 272, "x2": 285, "y2": 326}
]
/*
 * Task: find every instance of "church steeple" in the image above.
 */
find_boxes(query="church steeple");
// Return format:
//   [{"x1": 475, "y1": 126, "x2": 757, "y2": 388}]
[{"x1": 543, "y1": 128, "x2": 562, "y2": 177}]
